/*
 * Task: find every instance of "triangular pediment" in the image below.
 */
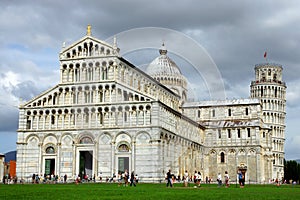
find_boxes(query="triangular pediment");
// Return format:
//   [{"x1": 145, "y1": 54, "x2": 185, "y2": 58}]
[
  {"x1": 22, "y1": 84, "x2": 59, "y2": 108},
  {"x1": 59, "y1": 35, "x2": 119, "y2": 60}
]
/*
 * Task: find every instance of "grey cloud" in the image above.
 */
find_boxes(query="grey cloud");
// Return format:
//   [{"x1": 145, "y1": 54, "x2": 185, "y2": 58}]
[
  {"x1": 0, "y1": 107, "x2": 18, "y2": 132},
  {"x1": 11, "y1": 80, "x2": 40, "y2": 101},
  {"x1": 0, "y1": 0, "x2": 299, "y2": 158}
]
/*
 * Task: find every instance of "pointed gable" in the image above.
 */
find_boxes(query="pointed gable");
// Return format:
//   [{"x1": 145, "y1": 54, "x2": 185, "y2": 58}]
[{"x1": 59, "y1": 25, "x2": 119, "y2": 61}]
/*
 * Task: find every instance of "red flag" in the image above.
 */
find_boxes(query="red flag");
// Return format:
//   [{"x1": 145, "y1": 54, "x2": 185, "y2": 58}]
[{"x1": 264, "y1": 51, "x2": 267, "y2": 58}]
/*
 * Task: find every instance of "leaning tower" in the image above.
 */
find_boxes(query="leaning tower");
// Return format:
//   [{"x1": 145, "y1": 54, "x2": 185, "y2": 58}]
[{"x1": 250, "y1": 63, "x2": 286, "y2": 180}]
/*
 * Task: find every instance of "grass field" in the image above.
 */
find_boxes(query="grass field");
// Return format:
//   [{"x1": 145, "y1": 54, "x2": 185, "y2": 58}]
[{"x1": 0, "y1": 182, "x2": 299, "y2": 200}]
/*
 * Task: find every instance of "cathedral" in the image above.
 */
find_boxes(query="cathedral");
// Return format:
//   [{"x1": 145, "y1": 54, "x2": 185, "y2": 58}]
[{"x1": 16, "y1": 26, "x2": 286, "y2": 183}]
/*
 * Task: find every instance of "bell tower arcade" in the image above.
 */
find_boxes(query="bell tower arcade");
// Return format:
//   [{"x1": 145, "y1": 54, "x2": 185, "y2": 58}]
[{"x1": 250, "y1": 63, "x2": 286, "y2": 180}]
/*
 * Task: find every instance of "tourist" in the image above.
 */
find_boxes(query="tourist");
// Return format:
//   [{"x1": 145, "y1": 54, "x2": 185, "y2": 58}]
[
  {"x1": 166, "y1": 169, "x2": 173, "y2": 187},
  {"x1": 64, "y1": 174, "x2": 67, "y2": 183},
  {"x1": 130, "y1": 171, "x2": 136, "y2": 187},
  {"x1": 172, "y1": 174, "x2": 176, "y2": 184},
  {"x1": 224, "y1": 171, "x2": 229, "y2": 188},
  {"x1": 135, "y1": 174, "x2": 139, "y2": 184},
  {"x1": 124, "y1": 169, "x2": 129, "y2": 186},
  {"x1": 196, "y1": 171, "x2": 202, "y2": 187},
  {"x1": 177, "y1": 175, "x2": 181, "y2": 182},
  {"x1": 116, "y1": 173, "x2": 121, "y2": 186},
  {"x1": 184, "y1": 170, "x2": 189, "y2": 187},
  {"x1": 39, "y1": 175, "x2": 43, "y2": 183},
  {"x1": 76, "y1": 174, "x2": 81, "y2": 184},
  {"x1": 194, "y1": 171, "x2": 197, "y2": 183},
  {"x1": 32, "y1": 174, "x2": 35, "y2": 184},
  {"x1": 238, "y1": 171, "x2": 244, "y2": 188},
  {"x1": 99, "y1": 172, "x2": 102, "y2": 182},
  {"x1": 217, "y1": 173, "x2": 222, "y2": 187}
]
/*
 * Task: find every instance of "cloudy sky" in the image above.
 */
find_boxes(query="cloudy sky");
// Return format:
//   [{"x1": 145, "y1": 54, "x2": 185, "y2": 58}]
[{"x1": 1, "y1": 0, "x2": 300, "y2": 160}]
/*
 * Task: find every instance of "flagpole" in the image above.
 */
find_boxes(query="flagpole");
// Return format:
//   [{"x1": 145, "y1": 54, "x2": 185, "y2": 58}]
[{"x1": 264, "y1": 51, "x2": 268, "y2": 63}]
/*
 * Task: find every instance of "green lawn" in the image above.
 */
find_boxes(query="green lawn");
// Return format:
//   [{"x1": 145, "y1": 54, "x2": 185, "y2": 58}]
[{"x1": 0, "y1": 182, "x2": 299, "y2": 200}]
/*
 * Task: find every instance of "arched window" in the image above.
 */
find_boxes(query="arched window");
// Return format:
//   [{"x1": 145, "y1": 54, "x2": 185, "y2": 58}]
[
  {"x1": 26, "y1": 117, "x2": 31, "y2": 129},
  {"x1": 262, "y1": 72, "x2": 266, "y2": 81},
  {"x1": 46, "y1": 146, "x2": 55, "y2": 154},
  {"x1": 227, "y1": 129, "x2": 231, "y2": 138},
  {"x1": 99, "y1": 112, "x2": 103, "y2": 125},
  {"x1": 80, "y1": 137, "x2": 93, "y2": 144},
  {"x1": 212, "y1": 109, "x2": 215, "y2": 117},
  {"x1": 220, "y1": 152, "x2": 225, "y2": 163},
  {"x1": 268, "y1": 69, "x2": 271, "y2": 76},
  {"x1": 247, "y1": 128, "x2": 251, "y2": 137},
  {"x1": 124, "y1": 112, "x2": 128, "y2": 122},
  {"x1": 51, "y1": 116, "x2": 55, "y2": 125},
  {"x1": 118, "y1": 144, "x2": 129, "y2": 152}
]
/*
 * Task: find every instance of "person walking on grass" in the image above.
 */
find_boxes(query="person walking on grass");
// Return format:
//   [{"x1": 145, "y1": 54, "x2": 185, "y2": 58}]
[
  {"x1": 124, "y1": 169, "x2": 129, "y2": 186},
  {"x1": 238, "y1": 171, "x2": 244, "y2": 188},
  {"x1": 130, "y1": 171, "x2": 136, "y2": 187},
  {"x1": 196, "y1": 171, "x2": 202, "y2": 187},
  {"x1": 184, "y1": 170, "x2": 189, "y2": 187},
  {"x1": 134, "y1": 174, "x2": 139, "y2": 184},
  {"x1": 224, "y1": 171, "x2": 230, "y2": 188},
  {"x1": 166, "y1": 169, "x2": 173, "y2": 187},
  {"x1": 217, "y1": 173, "x2": 222, "y2": 187},
  {"x1": 194, "y1": 171, "x2": 198, "y2": 184}
]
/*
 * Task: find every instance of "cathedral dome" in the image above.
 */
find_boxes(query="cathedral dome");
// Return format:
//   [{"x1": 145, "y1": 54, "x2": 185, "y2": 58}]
[
  {"x1": 146, "y1": 43, "x2": 182, "y2": 77},
  {"x1": 146, "y1": 43, "x2": 188, "y2": 102}
]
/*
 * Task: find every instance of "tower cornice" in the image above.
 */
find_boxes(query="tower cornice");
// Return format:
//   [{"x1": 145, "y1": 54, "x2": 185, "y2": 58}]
[{"x1": 255, "y1": 63, "x2": 282, "y2": 70}]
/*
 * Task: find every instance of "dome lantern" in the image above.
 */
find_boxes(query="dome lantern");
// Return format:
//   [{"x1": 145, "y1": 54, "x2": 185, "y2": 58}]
[{"x1": 159, "y1": 43, "x2": 167, "y2": 55}]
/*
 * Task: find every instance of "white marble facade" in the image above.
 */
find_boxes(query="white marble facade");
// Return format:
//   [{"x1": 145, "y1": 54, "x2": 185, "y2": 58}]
[
  {"x1": 16, "y1": 26, "x2": 285, "y2": 183},
  {"x1": 0, "y1": 154, "x2": 4, "y2": 182}
]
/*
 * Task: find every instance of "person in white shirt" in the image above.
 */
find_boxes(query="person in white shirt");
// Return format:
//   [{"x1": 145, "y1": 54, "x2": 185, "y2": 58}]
[
  {"x1": 197, "y1": 171, "x2": 202, "y2": 187},
  {"x1": 184, "y1": 170, "x2": 189, "y2": 187},
  {"x1": 217, "y1": 173, "x2": 222, "y2": 187}
]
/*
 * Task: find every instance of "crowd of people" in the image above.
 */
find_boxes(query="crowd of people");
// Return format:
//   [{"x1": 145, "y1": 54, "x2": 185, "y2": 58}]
[
  {"x1": 101, "y1": 169, "x2": 139, "y2": 187},
  {"x1": 31, "y1": 173, "x2": 69, "y2": 184},
  {"x1": 165, "y1": 169, "x2": 249, "y2": 188},
  {"x1": 2, "y1": 174, "x2": 18, "y2": 184},
  {"x1": 166, "y1": 169, "x2": 204, "y2": 188},
  {"x1": 115, "y1": 169, "x2": 139, "y2": 187},
  {"x1": 2, "y1": 170, "x2": 297, "y2": 188}
]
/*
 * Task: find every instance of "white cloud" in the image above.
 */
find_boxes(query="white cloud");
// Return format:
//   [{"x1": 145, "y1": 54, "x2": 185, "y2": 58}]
[{"x1": 0, "y1": 71, "x2": 20, "y2": 89}]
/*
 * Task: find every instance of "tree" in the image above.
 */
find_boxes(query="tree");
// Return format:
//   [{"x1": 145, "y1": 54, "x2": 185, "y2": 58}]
[{"x1": 284, "y1": 159, "x2": 300, "y2": 183}]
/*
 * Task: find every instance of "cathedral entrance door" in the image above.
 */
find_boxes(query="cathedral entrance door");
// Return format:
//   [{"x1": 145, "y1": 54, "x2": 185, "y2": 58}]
[
  {"x1": 79, "y1": 151, "x2": 93, "y2": 180},
  {"x1": 45, "y1": 159, "x2": 55, "y2": 176},
  {"x1": 118, "y1": 157, "x2": 129, "y2": 174}
]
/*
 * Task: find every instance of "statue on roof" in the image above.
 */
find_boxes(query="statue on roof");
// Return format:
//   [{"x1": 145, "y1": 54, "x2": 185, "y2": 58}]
[{"x1": 87, "y1": 24, "x2": 92, "y2": 36}]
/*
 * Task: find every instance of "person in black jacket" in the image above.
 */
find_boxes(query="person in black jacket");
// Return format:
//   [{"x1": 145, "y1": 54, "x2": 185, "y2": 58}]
[
  {"x1": 130, "y1": 171, "x2": 136, "y2": 187},
  {"x1": 166, "y1": 169, "x2": 173, "y2": 187}
]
